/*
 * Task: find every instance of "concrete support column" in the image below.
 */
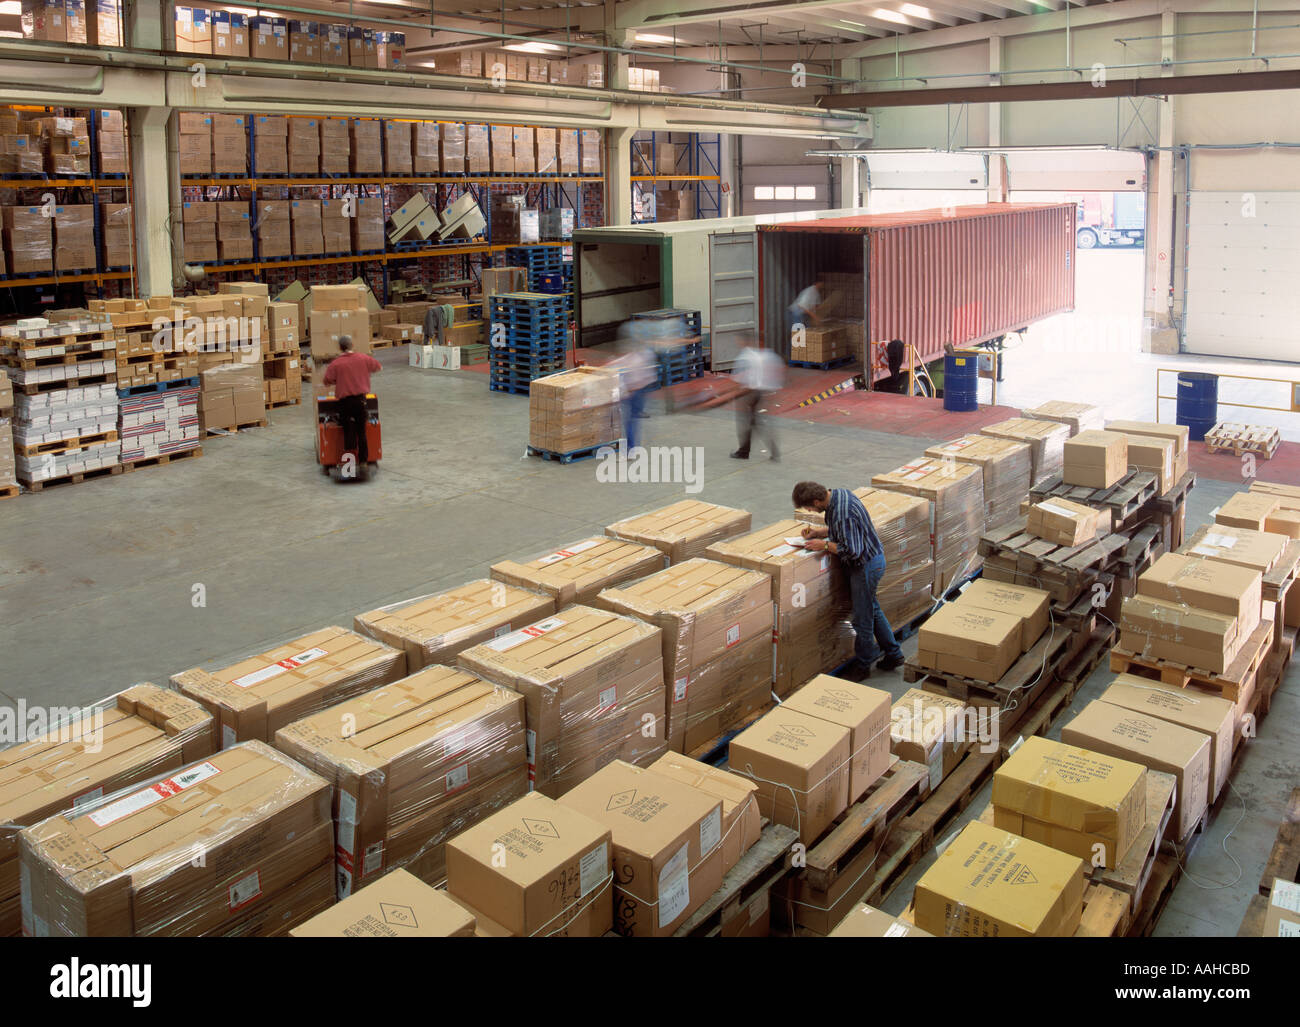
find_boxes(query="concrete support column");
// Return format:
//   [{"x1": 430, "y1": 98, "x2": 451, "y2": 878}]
[
  {"x1": 606, "y1": 125, "x2": 635, "y2": 226},
  {"x1": 1143, "y1": 9, "x2": 1179, "y2": 354},
  {"x1": 838, "y1": 156, "x2": 861, "y2": 209},
  {"x1": 127, "y1": 0, "x2": 167, "y2": 51},
  {"x1": 128, "y1": 105, "x2": 175, "y2": 297}
]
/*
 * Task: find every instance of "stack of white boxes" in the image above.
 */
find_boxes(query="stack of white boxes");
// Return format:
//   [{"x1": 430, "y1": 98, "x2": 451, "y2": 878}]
[
  {"x1": 15, "y1": 382, "x2": 121, "y2": 484},
  {"x1": 118, "y1": 384, "x2": 202, "y2": 465}
]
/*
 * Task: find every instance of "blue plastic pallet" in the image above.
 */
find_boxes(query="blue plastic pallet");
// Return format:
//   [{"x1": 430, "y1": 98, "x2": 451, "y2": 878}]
[
  {"x1": 117, "y1": 376, "x2": 201, "y2": 398},
  {"x1": 526, "y1": 441, "x2": 621, "y2": 465},
  {"x1": 787, "y1": 355, "x2": 853, "y2": 371},
  {"x1": 489, "y1": 381, "x2": 531, "y2": 395}
]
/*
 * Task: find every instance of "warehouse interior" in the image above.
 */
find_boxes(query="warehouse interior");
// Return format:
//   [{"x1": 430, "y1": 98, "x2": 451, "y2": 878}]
[{"x1": 0, "y1": 0, "x2": 1298, "y2": 950}]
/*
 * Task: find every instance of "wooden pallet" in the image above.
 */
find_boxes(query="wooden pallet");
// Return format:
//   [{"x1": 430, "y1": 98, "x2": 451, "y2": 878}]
[
  {"x1": 801, "y1": 759, "x2": 931, "y2": 893},
  {"x1": 266, "y1": 397, "x2": 302, "y2": 409},
  {"x1": 19, "y1": 464, "x2": 123, "y2": 492},
  {"x1": 0, "y1": 482, "x2": 19, "y2": 500},
  {"x1": 14, "y1": 428, "x2": 119, "y2": 456},
  {"x1": 1029, "y1": 468, "x2": 1160, "y2": 528},
  {"x1": 1204, "y1": 422, "x2": 1281, "y2": 459},
  {"x1": 994, "y1": 674, "x2": 1080, "y2": 761},
  {"x1": 1127, "y1": 853, "x2": 1183, "y2": 937},
  {"x1": 4, "y1": 345, "x2": 115, "y2": 369},
  {"x1": 121, "y1": 447, "x2": 203, "y2": 471},
  {"x1": 1149, "y1": 470, "x2": 1197, "y2": 517},
  {"x1": 673, "y1": 822, "x2": 798, "y2": 937},
  {"x1": 904, "y1": 621, "x2": 1073, "y2": 705},
  {"x1": 1237, "y1": 893, "x2": 1270, "y2": 936},
  {"x1": 1109, "y1": 618, "x2": 1273, "y2": 703},
  {"x1": 1059, "y1": 621, "x2": 1118, "y2": 686},
  {"x1": 204, "y1": 417, "x2": 269, "y2": 434},
  {"x1": 979, "y1": 520, "x2": 1131, "y2": 583},
  {"x1": 15, "y1": 371, "x2": 116, "y2": 394},
  {"x1": 1258, "y1": 787, "x2": 1300, "y2": 897},
  {"x1": 895, "y1": 746, "x2": 1000, "y2": 856}
]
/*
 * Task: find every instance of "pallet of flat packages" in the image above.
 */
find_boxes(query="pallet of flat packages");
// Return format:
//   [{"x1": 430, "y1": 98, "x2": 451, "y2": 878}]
[
  {"x1": 871, "y1": 459, "x2": 985, "y2": 596},
  {"x1": 457, "y1": 606, "x2": 667, "y2": 798},
  {"x1": 19, "y1": 741, "x2": 336, "y2": 936},
  {"x1": 555, "y1": 760, "x2": 724, "y2": 937},
  {"x1": 526, "y1": 366, "x2": 620, "y2": 459},
  {"x1": 981, "y1": 416, "x2": 1070, "y2": 489},
  {"x1": 1023, "y1": 399, "x2": 1105, "y2": 437},
  {"x1": 705, "y1": 520, "x2": 853, "y2": 697},
  {"x1": 605, "y1": 500, "x2": 751, "y2": 565},
  {"x1": 490, "y1": 536, "x2": 662, "y2": 608},
  {"x1": 795, "y1": 487, "x2": 935, "y2": 631},
  {"x1": 171, "y1": 626, "x2": 406, "y2": 745},
  {"x1": 0, "y1": 685, "x2": 216, "y2": 937},
  {"x1": 291, "y1": 869, "x2": 476, "y2": 937},
  {"x1": 274, "y1": 665, "x2": 529, "y2": 896},
  {"x1": 594, "y1": 558, "x2": 774, "y2": 755},
  {"x1": 925, "y1": 433, "x2": 1032, "y2": 535},
  {"x1": 118, "y1": 379, "x2": 203, "y2": 466}
]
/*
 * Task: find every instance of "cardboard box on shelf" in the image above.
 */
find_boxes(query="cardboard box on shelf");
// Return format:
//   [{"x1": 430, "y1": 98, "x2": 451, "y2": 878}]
[
  {"x1": 445, "y1": 791, "x2": 613, "y2": 937},
  {"x1": 290, "y1": 869, "x2": 475, "y2": 937},
  {"x1": 1098, "y1": 674, "x2": 1235, "y2": 802},
  {"x1": 249, "y1": 15, "x2": 287, "y2": 61},
  {"x1": 914, "y1": 821, "x2": 1086, "y2": 937},
  {"x1": 1061, "y1": 699, "x2": 1212, "y2": 841},
  {"x1": 412, "y1": 121, "x2": 439, "y2": 175},
  {"x1": 557, "y1": 128, "x2": 579, "y2": 174},
  {"x1": 513, "y1": 126, "x2": 535, "y2": 173},
  {"x1": 174, "y1": 5, "x2": 212, "y2": 54},
  {"x1": 557, "y1": 760, "x2": 723, "y2": 937},
  {"x1": 457, "y1": 606, "x2": 667, "y2": 798},
  {"x1": 871, "y1": 460, "x2": 985, "y2": 594},
  {"x1": 172, "y1": 625, "x2": 405, "y2": 745},
  {"x1": 580, "y1": 129, "x2": 602, "y2": 174},
  {"x1": 1024, "y1": 400, "x2": 1105, "y2": 437},
  {"x1": 320, "y1": 23, "x2": 348, "y2": 65},
  {"x1": 440, "y1": 122, "x2": 465, "y2": 174},
  {"x1": 1027, "y1": 497, "x2": 1103, "y2": 547},
  {"x1": 728, "y1": 707, "x2": 850, "y2": 845},
  {"x1": 287, "y1": 19, "x2": 318, "y2": 63},
  {"x1": 354, "y1": 578, "x2": 555, "y2": 672},
  {"x1": 781, "y1": 675, "x2": 891, "y2": 804},
  {"x1": 889, "y1": 687, "x2": 970, "y2": 789},
  {"x1": 491, "y1": 537, "x2": 663, "y2": 609},
  {"x1": 384, "y1": 119, "x2": 412, "y2": 176},
  {"x1": 1063, "y1": 430, "x2": 1128, "y2": 490},
  {"x1": 705, "y1": 519, "x2": 853, "y2": 697},
  {"x1": 534, "y1": 127, "x2": 558, "y2": 175},
  {"x1": 274, "y1": 664, "x2": 528, "y2": 894},
  {"x1": 594, "y1": 558, "x2": 773, "y2": 754},
  {"x1": 606, "y1": 501, "x2": 751, "y2": 565},
  {"x1": 350, "y1": 119, "x2": 382, "y2": 174},
  {"x1": 211, "y1": 11, "x2": 248, "y2": 57},
  {"x1": 19, "y1": 741, "x2": 335, "y2": 936},
  {"x1": 992, "y1": 736, "x2": 1147, "y2": 867}
]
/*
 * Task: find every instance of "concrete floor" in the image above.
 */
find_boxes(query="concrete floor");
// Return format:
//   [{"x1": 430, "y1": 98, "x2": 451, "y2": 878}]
[{"x1": 0, "y1": 343, "x2": 1294, "y2": 938}]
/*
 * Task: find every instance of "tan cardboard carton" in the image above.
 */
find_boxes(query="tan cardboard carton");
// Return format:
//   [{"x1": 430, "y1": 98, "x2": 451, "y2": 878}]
[
  {"x1": 728, "y1": 708, "x2": 850, "y2": 845},
  {"x1": 1024, "y1": 400, "x2": 1105, "y2": 437},
  {"x1": 914, "y1": 821, "x2": 1086, "y2": 937},
  {"x1": 827, "y1": 902, "x2": 934, "y2": 937},
  {"x1": 647, "y1": 753, "x2": 760, "y2": 876},
  {"x1": 992, "y1": 735, "x2": 1146, "y2": 867},
  {"x1": 924, "y1": 434, "x2": 1032, "y2": 532},
  {"x1": 916, "y1": 602, "x2": 1021, "y2": 682},
  {"x1": 457, "y1": 606, "x2": 666, "y2": 797},
  {"x1": 445, "y1": 791, "x2": 612, "y2": 937},
  {"x1": 1180, "y1": 523, "x2": 1287, "y2": 578},
  {"x1": 606, "y1": 500, "x2": 751, "y2": 565},
  {"x1": 1106, "y1": 419, "x2": 1190, "y2": 483},
  {"x1": 354, "y1": 579, "x2": 555, "y2": 672},
  {"x1": 274, "y1": 665, "x2": 528, "y2": 895},
  {"x1": 491, "y1": 536, "x2": 663, "y2": 608},
  {"x1": 1027, "y1": 497, "x2": 1103, "y2": 547},
  {"x1": 1262, "y1": 879, "x2": 1300, "y2": 937},
  {"x1": 871, "y1": 460, "x2": 985, "y2": 593},
  {"x1": 172, "y1": 626, "x2": 405, "y2": 745},
  {"x1": 889, "y1": 688, "x2": 970, "y2": 789},
  {"x1": 1215, "y1": 492, "x2": 1280, "y2": 532},
  {"x1": 557, "y1": 760, "x2": 723, "y2": 937},
  {"x1": 1119, "y1": 595, "x2": 1241, "y2": 675},
  {"x1": 1063, "y1": 429, "x2": 1128, "y2": 490},
  {"x1": 1248, "y1": 481, "x2": 1300, "y2": 541},
  {"x1": 1137, "y1": 552, "x2": 1262, "y2": 637},
  {"x1": 290, "y1": 869, "x2": 475, "y2": 937},
  {"x1": 958, "y1": 579, "x2": 1050, "y2": 654},
  {"x1": 1061, "y1": 700, "x2": 1211, "y2": 840},
  {"x1": 1118, "y1": 432, "x2": 1176, "y2": 495},
  {"x1": 780, "y1": 675, "x2": 891, "y2": 804}
]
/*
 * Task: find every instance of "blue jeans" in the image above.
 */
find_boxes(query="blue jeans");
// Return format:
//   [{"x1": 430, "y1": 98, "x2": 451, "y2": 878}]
[
  {"x1": 848, "y1": 551, "x2": 903, "y2": 666},
  {"x1": 623, "y1": 386, "x2": 650, "y2": 450}
]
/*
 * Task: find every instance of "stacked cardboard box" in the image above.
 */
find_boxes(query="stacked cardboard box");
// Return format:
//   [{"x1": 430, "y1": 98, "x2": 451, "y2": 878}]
[
  {"x1": 350, "y1": 119, "x2": 381, "y2": 174},
  {"x1": 180, "y1": 199, "x2": 217, "y2": 263},
  {"x1": 319, "y1": 198, "x2": 349, "y2": 254},
  {"x1": 992, "y1": 736, "x2": 1147, "y2": 868},
  {"x1": 1024, "y1": 400, "x2": 1105, "y2": 437},
  {"x1": 177, "y1": 111, "x2": 211, "y2": 175},
  {"x1": 513, "y1": 127, "x2": 535, "y2": 173},
  {"x1": 216, "y1": 200, "x2": 251, "y2": 261},
  {"x1": 466, "y1": 123, "x2": 489, "y2": 174},
  {"x1": 100, "y1": 200, "x2": 132, "y2": 268},
  {"x1": 1249, "y1": 481, "x2": 1300, "y2": 541},
  {"x1": 412, "y1": 121, "x2": 439, "y2": 176},
  {"x1": 196, "y1": 361, "x2": 263, "y2": 430},
  {"x1": 595, "y1": 558, "x2": 774, "y2": 753},
  {"x1": 648, "y1": 753, "x2": 761, "y2": 881},
  {"x1": 916, "y1": 580, "x2": 1050, "y2": 682},
  {"x1": 209, "y1": 113, "x2": 246, "y2": 174},
  {"x1": 445, "y1": 791, "x2": 614, "y2": 937},
  {"x1": 319, "y1": 116, "x2": 350, "y2": 174},
  {"x1": 491, "y1": 536, "x2": 663, "y2": 608},
  {"x1": 926, "y1": 434, "x2": 1032, "y2": 533},
  {"x1": 558, "y1": 128, "x2": 580, "y2": 174},
  {"x1": 580, "y1": 129, "x2": 602, "y2": 173},
  {"x1": 706, "y1": 520, "x2": 854, "y2": 697},
  {"x1": 250, "y1": 15, "x2": 287, "y2": 60},
  {"x1": 252, "y1": 114, "x2": 287, "y2": 174},
  {"x1": 539, "y1": 207, "x2": 575, "y2": 241},
  {"x1": 527, "y1": 366, "x2": 623, "y2": 455},
  {"x1": 1063, "y1": 700, "x2": 1212, "y2": 841},
  {"x1": 890, "y1": 687, "x2": 970, "y2": 789},
  {"x1": 348, "y1": 26, "x2": 377, "y2": 68},
  {"x1": 441, "y1": 122, "x2": 466, "y2": 174},
  {"x1": 321, "y1": 24, "x2": 348, "y2": 66},
  {"x1": 384, "y1": 119, "x2": 412, "y2": 175},
  {"x1": 52, "y1": 203, "x2": 95, "y2": 271},
  {"x1": 275, "y1": 665, "x2": 528, "y2": 895},
  {"x1": 308, "y1": 282, "x2": 371, "y2": 358},
  {"x1": 606, "y1": 500, "x2": 751, "y2": 565},
  {"x1": 827, "y1": 903, "x2": 933, "y2": 937},
  {"x1": 0, "y1": 127, "x2": 41, "y2": 175},
  {"x1": 914, "y1": 821, "x2": 1086, "y2": 937},
  {"x1": 2, "y1": 206, "x2": 51, "y2": 273},
  {"x1": 656, "y1": 189, "x2": 693, "y2": 223},
  {"x1": 1026, "y1": 497, "x2": 1102, "y2": 547},
  {"x1": 286, "y1": 116, "x2": 319, "y2": 176},
  {"x1": 287, "y1": 19, "x2": 317, "y2": 62},
  {"x1": 557, "y1": 761, "x2": 723, "y2": 936},
  {"x1": 95, "y1": 109, "x2": 128, "y2": 175},
  {"x1": 534, "y1": 127, "x2": 558, "y2": 175},
  {"x1": 118, "y1": 381, "x2": 201, "y2": 464},
  {"x1": 375, "y1": 30, "x2": 405, "y2": 69},
  {"x1": 458, "y1": 606, "x2": 667, "y2": 797},
  {"x1": 211, "y1": 11, "x2": 248, "y2": 57},
  {"x1": 293, "y1": 869, "x2": 474, "y2": 937},
  {"x1": 19, "y1": 741, "x2": 336, "y2": 936},
  {"x1": 46, "y1": 128, "x2": 90, "y2": 177},
  {"x1": 981, "y1": 417, "x2": 1070, "y2": 488},
  {"x1": 173, "y1": 626, "x2": 405, "y2": 746},
  {"x1": 1064, "y1": 429, "x2": 1128, "y2": 489},
  {"x1": 1215, "y1": 492, "x2": 1286, "y2": 533},
  {"x1": 174, "y1": 5, "x2": 211, "y2": 53},
  {"x1": 821, "y1": 271, "x2": 865, "y2": 324},
  {"x1": 355, "y1": 578, "x2": 555, "y2": 672},
  {"x1": 0, "y1": 684, "x2": 215, "y2": 937},
  {"x1": 352, "y1": 196, "x2": 384, "y2": 252},
  {"x1": 872, "y1": 459, "x2": 985, "y2": 594},
  {"x1": 289, "y1": 198, "x2": 323, "y2": 257}
]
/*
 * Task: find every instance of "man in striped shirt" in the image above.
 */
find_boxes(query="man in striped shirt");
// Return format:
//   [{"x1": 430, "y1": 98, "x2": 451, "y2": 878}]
[{"x1": 793, "y1": 481, "x2": 905, "y2": 680}]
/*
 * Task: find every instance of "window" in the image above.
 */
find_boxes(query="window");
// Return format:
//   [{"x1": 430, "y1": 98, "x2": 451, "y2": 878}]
[
  {"x1": 753, "y1": 186, "x2": 775, "y2": 200},
  {"x1": 796, "y1": 185, "x2": 817, "y2": 200},
  {"x1": 774, "y1": 186, "x2": 795, "y2": 200}
]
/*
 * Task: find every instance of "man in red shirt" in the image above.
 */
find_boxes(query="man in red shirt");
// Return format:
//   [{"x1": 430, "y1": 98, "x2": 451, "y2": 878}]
[{"x1": 322, "y1": 336, "x2": 381, "y2": 480}]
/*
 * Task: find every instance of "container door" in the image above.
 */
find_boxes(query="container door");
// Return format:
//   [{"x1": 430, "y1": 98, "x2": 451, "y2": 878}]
[{"x1": 708, "y1": 230, "x2": 758, "y2": 372}]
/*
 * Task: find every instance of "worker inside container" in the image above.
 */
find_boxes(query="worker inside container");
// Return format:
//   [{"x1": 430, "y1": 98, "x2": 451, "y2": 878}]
[{"x1": 786, "y1": 279, "x2": 825, "y2": 358}]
